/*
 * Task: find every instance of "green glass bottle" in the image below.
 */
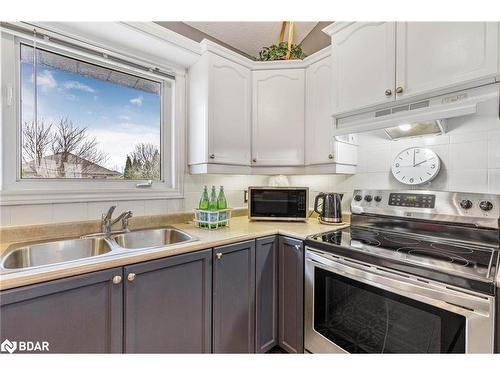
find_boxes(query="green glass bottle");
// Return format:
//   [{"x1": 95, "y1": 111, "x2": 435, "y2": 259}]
[
  {"x1": 198, "y1": 186, "x2": 209, "y2": 227},
  {"x1": 208, "y1": 185, "x2": 218, "y2": 228},
  {"x1": 217, "y1": 186, "x2": 228, "y2": 225}
]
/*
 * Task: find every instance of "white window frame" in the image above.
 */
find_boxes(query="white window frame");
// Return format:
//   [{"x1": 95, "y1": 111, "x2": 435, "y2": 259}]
[{"x1": 0, "y1": 31, "x2": 185, "y2": 205}]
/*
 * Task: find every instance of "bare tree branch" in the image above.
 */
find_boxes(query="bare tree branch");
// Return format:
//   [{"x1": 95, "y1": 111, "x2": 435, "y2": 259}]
[{"x1": 22, "y1": 120, "x2": 53, "y2": 166}]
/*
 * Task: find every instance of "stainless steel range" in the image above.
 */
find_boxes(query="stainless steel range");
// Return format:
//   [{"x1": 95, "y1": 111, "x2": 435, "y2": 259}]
[{"x1": 304, "y1": 189, "x2": 500, "y2": 354}]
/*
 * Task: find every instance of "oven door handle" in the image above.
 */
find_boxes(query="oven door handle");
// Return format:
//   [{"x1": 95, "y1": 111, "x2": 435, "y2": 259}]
[{"x1": 306, "y1": 254, "x2": 493, "y2": 317}]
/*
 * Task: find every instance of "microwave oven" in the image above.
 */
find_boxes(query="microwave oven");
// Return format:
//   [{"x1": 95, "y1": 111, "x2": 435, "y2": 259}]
[{"x1": 248, "y1": 187, "x2": 309, "y2": 221}]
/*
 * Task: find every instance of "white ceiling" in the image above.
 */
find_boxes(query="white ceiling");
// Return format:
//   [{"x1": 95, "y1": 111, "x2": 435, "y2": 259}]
[{"x1": 185, "y1": 22, "x2": 319, "y2": 58}]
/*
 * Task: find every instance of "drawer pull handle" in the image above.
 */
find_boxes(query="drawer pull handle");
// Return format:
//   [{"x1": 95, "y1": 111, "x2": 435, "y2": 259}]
[
  {"x1": 112, "y1": 275, "x2": 122, "y2": 284},
  {"x1": 216, "y1": 252, "x2": 223, "y2": 260},
  {"x1": 127, "y1": 273, "x2": 136, "y2": 282}
]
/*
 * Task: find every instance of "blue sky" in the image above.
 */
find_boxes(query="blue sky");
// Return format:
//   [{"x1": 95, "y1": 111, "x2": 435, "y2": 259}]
[{"x1": 21, "y1": 59, "x2": 161, "y2": 172}]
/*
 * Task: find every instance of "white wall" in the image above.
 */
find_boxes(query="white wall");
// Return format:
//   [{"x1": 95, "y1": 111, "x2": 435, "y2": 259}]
[{"x1": 335, "y1": 97, "x2": 500, "y2": 204}]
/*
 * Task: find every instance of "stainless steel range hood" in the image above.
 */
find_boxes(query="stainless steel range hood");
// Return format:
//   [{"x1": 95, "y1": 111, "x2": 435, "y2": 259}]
[{"x1": 332, "y1": 84, "x2": 499, "y2": 138}]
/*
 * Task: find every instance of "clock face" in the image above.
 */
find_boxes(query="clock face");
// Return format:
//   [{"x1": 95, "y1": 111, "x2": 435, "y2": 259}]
[{"x1": 391, "y1": 147, "x2": 440, "y2": 185}]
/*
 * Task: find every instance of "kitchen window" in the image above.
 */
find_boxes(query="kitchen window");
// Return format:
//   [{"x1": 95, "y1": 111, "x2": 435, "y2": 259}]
[
  {"x1": 0, "y1": 29, "x2": 184, "y2": 204},
  {"x1": 20, "y1": 44, "x2": 163, "y2": 181}
]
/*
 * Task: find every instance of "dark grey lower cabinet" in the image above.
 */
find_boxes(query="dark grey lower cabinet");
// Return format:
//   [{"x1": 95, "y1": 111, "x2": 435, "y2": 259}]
[
  {"x1": 278, "y1": 236, "x2": 304, "y2": 353},
  {"x1": 213, "y1": 240, "x2": 256, "y2": 353},
  {"x1": 255, "y1": 236, "x2": 279, "y2": 353},
  {"x1": 0, "y1": 267, "x2": 123, "y2": 353},
  {"x1": 124, "y1": 249, "x2": 212, "y2": 353}
]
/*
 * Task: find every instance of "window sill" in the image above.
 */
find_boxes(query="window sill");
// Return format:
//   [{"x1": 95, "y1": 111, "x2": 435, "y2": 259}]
[{"x1": 0, "y1": 188, "x2": 184, "y2": 205}]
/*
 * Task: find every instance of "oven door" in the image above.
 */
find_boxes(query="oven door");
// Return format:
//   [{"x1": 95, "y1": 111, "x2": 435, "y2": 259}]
[{"x1": 304, "y1": 248, "x2": 495, "y2": 354}]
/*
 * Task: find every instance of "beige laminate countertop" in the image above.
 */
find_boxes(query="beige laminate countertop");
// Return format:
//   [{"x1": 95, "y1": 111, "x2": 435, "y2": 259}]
[{"x1": 0, "y1": 216, "x2": 349, "y2": 291}]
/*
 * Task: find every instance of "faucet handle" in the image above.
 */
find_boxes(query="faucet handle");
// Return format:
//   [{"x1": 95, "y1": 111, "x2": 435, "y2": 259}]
[{"x1": 103, "y1": 205, "x2": 117, "y2": 220}]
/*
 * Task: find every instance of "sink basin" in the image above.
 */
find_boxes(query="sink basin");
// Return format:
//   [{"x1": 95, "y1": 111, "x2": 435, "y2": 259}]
[
  {"x1": 112, "y1": 227, "x2": 195, "y2": 250},
  {"x1": 1, "y1": 237, "x2": 112, "y2": 270}
]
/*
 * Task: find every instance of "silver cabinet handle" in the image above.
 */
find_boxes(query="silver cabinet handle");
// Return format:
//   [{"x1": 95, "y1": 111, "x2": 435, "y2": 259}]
[
  {"x1": 384, "y1": 89, "x2": 392, "y2": 97},
  {"x1": 112, "y1": 275, "x2": 122, "y2": 284},
  {"x1": 328, "y1": 154, "x2": 334, "y2": 159},
  {"x1": 396, "y1": 86, "x2": 404, "y2": 94},
  {"x1": 294, "y1": 244, "x2": 301, "y2": 250},
  {"x1": 127, "y1": 273, "x2": 136, "y2": 282},
  {"x1": 216, "y1": 252, "x2": 223, "y2": 260},
  {"x1": 209, "y1": 154, "x2": 215, "y2": 159}
]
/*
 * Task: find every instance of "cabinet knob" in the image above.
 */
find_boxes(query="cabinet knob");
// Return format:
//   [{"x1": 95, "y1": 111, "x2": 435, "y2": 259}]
[
  {"x1": 384, "y1": 89, "x2": 392, "y2": 97},
  {"x1": 216, "y1": 252, "x2": 223, "y2": 260},
  {"x1": 396, "y1": 86, "x2": 404, "y2": 94},
  {"x1": 127, "y1": 273, "x2": 136, "y2": 282},
  {"x1": 328, "y1": 154, "x2": 334, "y2": 160},
  {"x1": 294, "y1": 244, "x2": 301, "y2": 250},
  {"x1": 252, "y1": 158, "x2": 257, "y2": 163},
  {"x1": 112, "y1": 275, "x2": 122, "y2": 284},
  {"x1": 209, "y1": 154, "x2": 215, "y2": 159}
]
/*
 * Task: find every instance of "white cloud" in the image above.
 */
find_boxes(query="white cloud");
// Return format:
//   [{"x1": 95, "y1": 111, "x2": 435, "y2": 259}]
[
  {"x1": 86, "y1": 124, "x2": 160, "y2": 170},
  {"x1": 36, "y1": 70, "x2": 57, "y2": 90},
  {"x1": 63, "y1": 81, "x2": 95, "y2": 93},
  {"x1": 119, "y1": 115, "x2": 131, "y2": 121},
  {"x1": 129, "y1": 96, "x2": 143, "y2": 106}
]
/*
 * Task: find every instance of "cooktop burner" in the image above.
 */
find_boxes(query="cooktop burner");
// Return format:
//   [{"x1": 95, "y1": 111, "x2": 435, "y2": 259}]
[{"x1": 306, "y1": 226, "x2": 498, "y2": 295}]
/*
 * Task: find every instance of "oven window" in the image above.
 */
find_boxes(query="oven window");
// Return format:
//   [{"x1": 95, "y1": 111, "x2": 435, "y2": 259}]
[
  {"x1": 250, "y1": 189, "x2": 306, "y2": 218},
  {"x1": 313, "y1": 268, "x2": 466, "y2": 353}
]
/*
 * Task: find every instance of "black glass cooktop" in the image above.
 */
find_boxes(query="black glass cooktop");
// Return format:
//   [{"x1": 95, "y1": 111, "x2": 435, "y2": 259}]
[{"x1": 305, "y1": 227, "x2": 498, "y2": 295}]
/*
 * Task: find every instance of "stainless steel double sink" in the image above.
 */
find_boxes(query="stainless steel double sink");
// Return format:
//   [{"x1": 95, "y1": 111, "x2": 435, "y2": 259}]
[{"x1": 0, "y1": 227, "x2": 197, "y2": 272}]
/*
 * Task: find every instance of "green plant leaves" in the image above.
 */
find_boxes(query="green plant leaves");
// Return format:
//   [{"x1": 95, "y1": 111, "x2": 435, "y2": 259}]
[{"x1": 257, "y1": 42, "x2": 305, "y2": 61}]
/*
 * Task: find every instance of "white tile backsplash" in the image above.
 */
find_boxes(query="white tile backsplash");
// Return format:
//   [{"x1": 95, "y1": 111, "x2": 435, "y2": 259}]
[
  {"x1": 52, "y1": 203, "x2": 88, "y2": 223},
  {"x1": 488, "y1": 169, "x2": 500, "y2": 194},
  {"x1": 449, "y1": 140, "x2": 488, "y2": 170},
  {"x1": 10, "y1": 204, "x2": 53, "y2": 226},
  {"x1": 448, "y1": 169, "x2": 489, "y2": 192}
]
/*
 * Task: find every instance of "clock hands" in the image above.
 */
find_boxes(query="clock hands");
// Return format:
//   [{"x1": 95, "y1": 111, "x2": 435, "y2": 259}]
[{"x1": 414, "y1": 158, "x2": 434, "y2": 167}]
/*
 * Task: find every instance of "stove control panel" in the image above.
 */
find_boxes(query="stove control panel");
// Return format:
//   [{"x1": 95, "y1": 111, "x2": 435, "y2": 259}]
[
  {"x1": 351, "y1": 189, "x2": 500, "y2": 229},
  {"x1": 388, "y1": 193, "x2": 436, "y2": 208}
]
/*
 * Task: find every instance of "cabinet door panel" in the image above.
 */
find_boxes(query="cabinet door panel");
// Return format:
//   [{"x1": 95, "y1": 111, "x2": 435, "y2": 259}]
[
  {"x1": 306, "y1": 58, "x2": 334, "y2": 165},
  {"x1": 255, "y1": 236, "x2": 279, "y2": 353},
  {"x1": 124, "y1": 250, "x2": 212, "y2": 353},
  {"x1": 213, "y1": 240, "x2": 256, "y2": 353},
  {"x1": 278, "y1": 236, "x2": 304, "y2": 353},
  {"x1": 331, "y1": 22, "x2": 396, "y2": 114},
  {"x1": 0, "y1": 268, "x2": 123, "y2": 353},
  {"x1": 209, "y1": 53, "x2": 251, "y2": 165},
  {"x1": 396, "y1": 22, "x2": 499, "y2": 99},
  {"x1": 252, "y1": 69, "x2": 305, "y2": 166}
]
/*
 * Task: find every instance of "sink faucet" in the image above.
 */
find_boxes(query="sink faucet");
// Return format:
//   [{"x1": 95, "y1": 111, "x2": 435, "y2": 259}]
[{"x1": 101, "y1": 206, "x2": 133, "y2": 235}]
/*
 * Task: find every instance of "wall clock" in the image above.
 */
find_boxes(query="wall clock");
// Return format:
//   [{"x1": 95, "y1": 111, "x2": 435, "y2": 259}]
[{"x1": 391, "y1": 147, "x2": 441, "y2": 185}]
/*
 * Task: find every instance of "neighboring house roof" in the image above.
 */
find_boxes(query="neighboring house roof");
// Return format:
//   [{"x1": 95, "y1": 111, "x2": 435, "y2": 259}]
[{"x1": 23, "y1": 152, "x2": 122, "y2": 178}]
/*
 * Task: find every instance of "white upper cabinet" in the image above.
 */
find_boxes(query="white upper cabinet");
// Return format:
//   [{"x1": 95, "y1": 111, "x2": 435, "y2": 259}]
[
  {"x1": 330, "y1": 22, "x2": 396, "y2": 115},
  {"x1": 188, "y1": 51, "x2": 251, "y2": 167},
  {"x1": 252, "y1": 69, "x2": 305, "y2": 166},
  {"x1": 395, "y1": 22, "x2": 499, "y2": 100},
  {"x1": 305, "y1": 53, "x2": 357, "y2": 167},
  {"x1": 324, "y1": 22, "x2": 500, "y2": 116},
  {"x1": 306, "y1": 56, "x2": 334, "y2": 165}
]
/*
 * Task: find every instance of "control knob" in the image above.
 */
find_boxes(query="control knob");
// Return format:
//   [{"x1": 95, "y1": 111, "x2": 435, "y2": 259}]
[
  {"x1": 354, "y1": 195, "x2": 363, "y2": 202},
  {"x1": 459, "y1": 199, "x2": 473, "y2": 210},
  {"x1": 364, "y1": 195, "x2": 373, "y2": 202},
  {"x1": 479, "y1": 201, "x2": 493, "y2": 211},
  {"x1": 374, "y1": 196, "x2": 382, "y2": 202}
]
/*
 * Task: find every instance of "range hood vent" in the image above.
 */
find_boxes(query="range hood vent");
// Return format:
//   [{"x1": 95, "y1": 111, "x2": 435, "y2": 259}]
[{"x1": 333, "y1": 84, "x2": 498, "y2": 137}]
